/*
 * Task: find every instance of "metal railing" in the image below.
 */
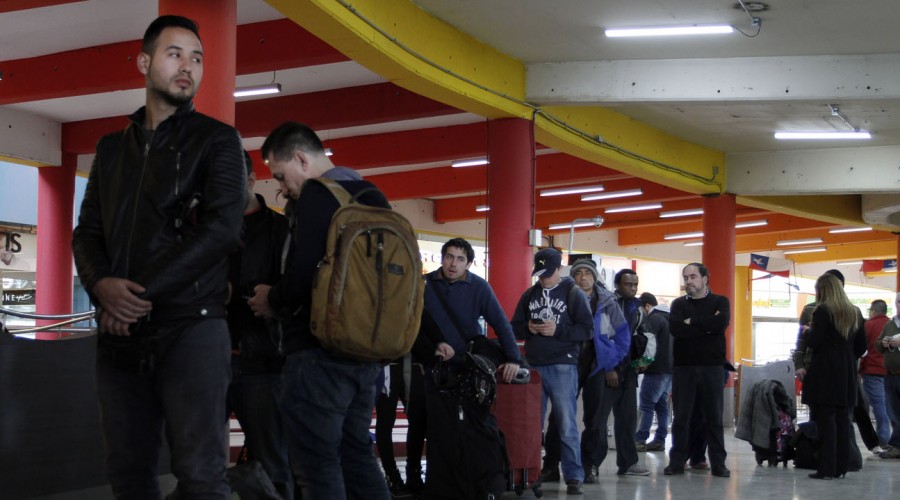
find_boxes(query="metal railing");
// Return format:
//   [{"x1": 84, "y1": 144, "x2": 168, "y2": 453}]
[{"x1": 0, "y1": 307, "x2": 95, "y2": 337}]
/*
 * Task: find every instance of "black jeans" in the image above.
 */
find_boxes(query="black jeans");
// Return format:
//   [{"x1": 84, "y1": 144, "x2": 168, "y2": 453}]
[
  {"x1": 580, "y1": 367, "x2": 639, "y2": 471},
  {"x1": 668, "y1": 365, "x2": 727, "y2": 469}
]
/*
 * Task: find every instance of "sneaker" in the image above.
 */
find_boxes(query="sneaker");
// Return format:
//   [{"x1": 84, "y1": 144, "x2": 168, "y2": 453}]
[
  {"x1": 871, "y1": 446, "x2": 884, "y2": 454},
  {"x1": 690, "y1": 461, "x2": 709, "y2": 470},
  {"x1": 540, "y1": 466, "x2": 560, "y2": 482},
  {"x1": 663, "y1": 465, "x2": 684, "y2": 476},
  {"x1": 583, "y1": 465, "x2": 599, "y2": 484},
  {"x1": 566, "y1": 479, "x2": 584, "y2": 494},
  {"x1": 635, "y1": 441, "x2": 648, "y2": 452},
  {"x1": 619, "y1": 464, "x2": 651, "y2": 476},
  {"x1": 646, "y1": 440, "x2": 666, "y2": 452},
  {"x1": 879, "y1": 447, "x2": 900, "y2": 459}
]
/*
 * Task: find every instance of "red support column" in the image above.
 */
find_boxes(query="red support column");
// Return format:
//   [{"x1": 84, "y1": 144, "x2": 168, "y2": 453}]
[
  {"x1": 36, "y1": 156, "x2": 76, "y2": 334},
  {"x1": 486, "y1": 118, "x2": 534, "y2": 317},
  {"x1": 702, "y1": 194, "x2": 736, "y2": 376},
  {"x1": 896, "y1": 234, "x2": 900, "y2": 291},
  {"x1": 159, "y1": 0, "x2": 237, "y2": 125}
]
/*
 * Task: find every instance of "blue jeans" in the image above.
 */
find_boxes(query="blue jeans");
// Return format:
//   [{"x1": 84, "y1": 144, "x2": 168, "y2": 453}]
[
  {"x1": 535, "y1": 364, "x2": 583, "y2": 482},
  {"x1": 281, "y1": 348, "x2": 390, "y2": 500},
  {"x1": 228, "y1": 359, "x2": 293, "y2": 500},
  {"x1": 96, "y1": 319, "x2": 232, "y2": 500},
  {"x1": 634, "y1": 372, "x2": 672, "y2": 443},
  {"x1": 886, "y1": 373, "x2": 900, "y2": 448},
  {"x1": 861, "y1": 374, "x2": 891, "y2": 445}
]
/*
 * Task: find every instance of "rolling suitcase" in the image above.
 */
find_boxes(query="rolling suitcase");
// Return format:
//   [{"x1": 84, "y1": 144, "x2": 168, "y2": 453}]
[{"x1": 494, "y1": 369, "x2": 543, "y2": 498}]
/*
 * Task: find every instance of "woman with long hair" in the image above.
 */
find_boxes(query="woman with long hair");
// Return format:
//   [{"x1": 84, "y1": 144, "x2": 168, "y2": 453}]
[{"x1": 801, "y1": 273, "x2": 867, "y2": 479}]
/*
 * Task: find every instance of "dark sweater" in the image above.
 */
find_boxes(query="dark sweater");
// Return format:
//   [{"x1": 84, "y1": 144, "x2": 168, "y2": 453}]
[
  {"x1": 644, "y1": 308, "x2": 673, "y2": 374},
  {"x1": 511, "y1": 277, "x2": 593, "y2": 366},
  {"x1": 668, "y1": 291, "x2": 730, "y2": 367},
  {"x1": 267, "y1": 168, "x2": 390, "y2": 355}
]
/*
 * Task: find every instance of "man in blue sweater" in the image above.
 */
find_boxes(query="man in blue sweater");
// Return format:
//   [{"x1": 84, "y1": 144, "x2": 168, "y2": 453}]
[{"x1": 512, "y1": 248, "x2": 593, "y2": 495}]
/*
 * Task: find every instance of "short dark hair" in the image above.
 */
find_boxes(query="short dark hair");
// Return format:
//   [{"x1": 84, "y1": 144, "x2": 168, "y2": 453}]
[
  {"x1": 639, "y1": 292, "x2": 658, "y2": 306},
  {"x1": 824, "y1": 268, "x2": 845, "y2": 286},
  {"x1": 441, "y1": 238, "x2": 474, "y2": 264},
  {"x1": 261, "y1": 121, "x2": 325, "y2": 163},
  {"x1": 614, "y1": 268, "x2": 637, "y2": 285},
  {"x1": 871, "y1": 299, "x2": 888, "y2": 314},
  {"x1": 242, "y1": 150, "x2": 253, "y2": 177},
  {"x1": 684, "y1": 262, "x2": 709, "y2": 278},
  {"x1": 142, "y1": 15, "x2": 200, "y2": 54}
]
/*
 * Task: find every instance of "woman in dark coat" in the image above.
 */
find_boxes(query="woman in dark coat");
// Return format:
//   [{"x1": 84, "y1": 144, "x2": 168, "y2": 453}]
[{"x1": 801, "y1": 274, "x2": 867, "y2": 479}]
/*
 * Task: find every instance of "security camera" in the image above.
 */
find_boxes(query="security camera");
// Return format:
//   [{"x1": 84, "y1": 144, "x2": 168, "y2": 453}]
[{"x1": 591, "y1": 216, "x2": 604, "y2": 227}]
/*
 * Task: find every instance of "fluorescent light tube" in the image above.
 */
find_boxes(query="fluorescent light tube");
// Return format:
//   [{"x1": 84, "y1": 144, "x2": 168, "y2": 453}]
[
  {"x1": 233, "y1": 83, "x2": 282, "y2": 97},
  {"x1": 828, "y1": 226, "x2": 872, "y2": 234},
  {"x1": 324, "y1": 148, "x2": 333, "y2": 157},
  {"x1": 540, "y1": 184, "x2": 605, "y2": 197},
  {"x1": 782, "y1": 247, "x2": 827, "y2": 255},
  {"x1": 660, "y1": 208, "x2": 703, "y2": 218},
  {"x1": 604, "y1": 203, "x2": 662, "y2": 214},
  {"x1": 664, "y1": 231, "x2": 704, "y2": 240},
  {"x1": 548, "y1": 221, "x2": 598, "y2": 231},
  {"x1": 836, "y1": 260, "x2": 863, "y2": 266},
  {"x1": 776, "y1": 238, "x2": 823, "y2": 246},
  {"x1": 451, "y1": 157, "x2": 489, "y2": 168},
  {"x1": 774, "y1": 131, "x2": 871, "y2": 140},
  {"x1": 605, "y1": 25, "x2": 734, "y2": 38},
  {"x1": 734, "y1": 219, "x2": 768, "y2": 229},
  {"x1": 683, "y1": 241, "x2": 704, "y2": 247},
  {"x1": 581, "y1": 188, "x2": 642, "y2": 202},
  {"x1": 475, "y1": 205, "x2": 490, "y2": 212}
]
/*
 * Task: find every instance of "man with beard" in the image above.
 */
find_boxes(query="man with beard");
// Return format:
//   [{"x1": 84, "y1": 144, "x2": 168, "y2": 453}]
[
  {"x1": 663, "y1": 263, "x2": 731, "y2": 478},
  {"x1": 72, "y1": 15, "x2": 246, "y2": 498}
]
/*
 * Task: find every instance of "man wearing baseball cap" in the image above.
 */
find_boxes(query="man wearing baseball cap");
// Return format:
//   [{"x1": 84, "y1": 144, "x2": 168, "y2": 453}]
[{"x1": 512, "y1": 248, "x2": 594, "y2": 495}]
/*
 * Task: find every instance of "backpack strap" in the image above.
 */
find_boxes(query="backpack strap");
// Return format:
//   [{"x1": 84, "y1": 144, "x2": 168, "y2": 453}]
[{"x1": 307, "y1": 177, "x2": 352, "y2": 207}]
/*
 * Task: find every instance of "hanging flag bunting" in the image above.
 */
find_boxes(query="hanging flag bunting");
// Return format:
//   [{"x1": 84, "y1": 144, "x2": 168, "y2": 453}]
[
  {"x1": 749, "y1": 253, "x2": 792, "y2": 278},
  {"x1": 861, "y1": 259, "x2": 898, "y2": 273}
]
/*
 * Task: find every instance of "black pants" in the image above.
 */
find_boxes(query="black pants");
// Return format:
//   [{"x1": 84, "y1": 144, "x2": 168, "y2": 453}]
[
  {"x1": 374, "y1": 361, "x2": 426, "y2": 474},
  {"x1": 580, "y1": 367, "x2": 639, "y2": 471},
  {"x1": 669, "y1": 365, "x2": 727, "y2": 469},
  {"x1": 810, "y1": 404, "x2": 850, "y2": 477}
]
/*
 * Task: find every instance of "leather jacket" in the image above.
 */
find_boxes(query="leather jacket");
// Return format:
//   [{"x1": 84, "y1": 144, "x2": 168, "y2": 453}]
[
  {"x1": 227, "y1": 194, "x2": 290, "y2": 373},
  {"x1": 73, "y1": 103, "x2": 246, "y2": 325}
]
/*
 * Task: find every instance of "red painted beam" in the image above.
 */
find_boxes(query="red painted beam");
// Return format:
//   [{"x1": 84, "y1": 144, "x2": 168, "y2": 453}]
[
  {"x1": 62, "y1": 82, "x2": 460, "y2": 154},
  {"x1": 0, "y1": 19, "x2": 346, "y2": 105},
  {"x1": 235, "y1": 82, "x2": 459, "y2": 139},
  {"x1": 367, "y1": 166, "x2": 486, "y2": 200},
  {"x1": 0, "y1": 0, "x2": 83, "y2": 14},
  {"x1": 326, "y1": 122, "x2": 487, "y2": 170},
  {"x1": 617, "y1": 212, "x2": 831, "y2": 246}
]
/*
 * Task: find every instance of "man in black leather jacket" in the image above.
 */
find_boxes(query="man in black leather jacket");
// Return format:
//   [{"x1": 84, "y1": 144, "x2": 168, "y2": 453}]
[
  {"x1": 71, "y1": 15, "x2": 245, "y2": 499},
  {"x1": 225, "y1": 152, "x2": 292, "y2": 499}
]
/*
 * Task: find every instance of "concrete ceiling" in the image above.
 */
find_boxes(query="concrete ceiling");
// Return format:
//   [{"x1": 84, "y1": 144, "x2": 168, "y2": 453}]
[{"x1": 0, "y1": 0, "x2": 898, "y2": 274}]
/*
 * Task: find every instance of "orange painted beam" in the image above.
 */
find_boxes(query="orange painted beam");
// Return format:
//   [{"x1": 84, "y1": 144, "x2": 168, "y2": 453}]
[
  {"x1": 0, "y1": 0, "x2": 83, "y2": 14},
  {"x1": 618, "y1": 212, "x2": 833, "y2": 246},
  {"x1": 0, "y1": 19, "x2": 346, "y2": 105}
]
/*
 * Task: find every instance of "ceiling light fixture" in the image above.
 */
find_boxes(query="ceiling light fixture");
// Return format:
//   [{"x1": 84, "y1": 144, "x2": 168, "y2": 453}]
[
  {"x1": 475, "y1": 204, "x2": 490, "y2": 212},
  {"x1": 324, "y1": 148, "x2": 334, "y2": 157},
  {"x1": 775, "y1": 105, "x2": 872, "y2": 140},
  {"x1": 581, "y1": 188, "x2": 642, "y2": 202},
  {"x1": 776, "y1": 238, "x2": 824, "y2": 246},
  {"x1": 660, "y1": 208, "x2": 704, "y2": 218},
  {"x1": 734, "y1": 219, "x2": 768, "y2": 229},
  {"x1": 683, "y1": 241, "x2": 704, "y2": 247},
  {"x1": 836, "y1": 260, "x2": 863, "y2": 266},
  {"x1": 664, "y1": 231, "x2": 704, "y2": 240},
  {"x1": 604, "y1": 203, "x2": 663, "y2": 214},
  {"x1": 233, "y1": 83, "x2": 282, "y2": 97},
  {"x1": 540, "y1": 184, "x2": 605, "y2": 197},
  {"x1": 451, "y1": 157, "x2": 489, "y2": 168},
  {"x1": 605, "y1": 25, "x2": 734, "y2": 37},
  {"x1": 828, "y1": 226, "x2": 873, "y2": 234},
  {"x1": 548, "y1": 220, "x2": 602, "y2": 231},
  {"x1": 782, "y1": 247, "x2": 827, "y2": 255}
]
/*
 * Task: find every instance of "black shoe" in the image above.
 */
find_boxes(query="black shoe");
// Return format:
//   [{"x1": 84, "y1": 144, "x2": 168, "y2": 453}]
[
  {"x1": 566, "y1": 479, "x2": 584, "y2": 494},
  {"x1": 386, "y1": 469, "x2": 412, "y2": 498},
  {"x1": 405, "y1": 468, "x2": 424, "y2": 495},
  {"x1": 646, "y1": 440, "x2": 666, "y2": 452},
  {"x1": 663, "y1": 465, "x2": 685, "y2": 476},
  {"x1": 540, "y1": 466, "x2": 560, "y2": 482},
  {"x1": 808, "y1": 472, "x2": 833, "y2": 480},
  {"x1": 583, "y1": 465, "x2": 599, "y2": 484},
  {"x1": 711, "y1": 466, "x2": 731, "y2": 478}
]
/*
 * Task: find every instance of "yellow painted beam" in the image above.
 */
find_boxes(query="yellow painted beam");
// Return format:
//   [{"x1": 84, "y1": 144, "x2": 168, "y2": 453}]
[
  {"x1": 737, "y1": 194, "x2": 867, "y2": 227},
  {"x1": 265, "y1": 0, "x2": 726, "y2": 195},
  {"x1": 788, "y1": 240, "x2": 897, "y2": 263},
  {"x1": 0, "y1": 154, "x2": 48, "y2": 168}
]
